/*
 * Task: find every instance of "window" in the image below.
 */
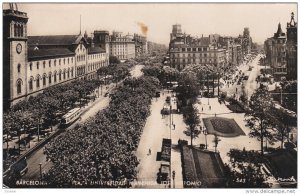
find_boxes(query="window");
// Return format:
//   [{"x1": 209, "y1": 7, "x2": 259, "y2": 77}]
[
  {"x1": 182, "y1": 48, "x2": 186, "y2": 52},
  {"x1": 37, "y1": 62, "x2": 40, "y2": 69},
  {"x1": 71, "y1": 58, "x2": 73, "y2": 63},
  {"x1": 29, "y1": 78, "x2": 33, "y2": 91},
  {"x1": 59, "y1": 71, "x2": 62, "y2": 81},
  {"x1": 49, "y1": 73, "x2": 52, "y2": 84},
  {"x1": 193, "y1": 48, "x2": 196, "y2": 51},
  {"x1": 49, "y1": 60, "x2": 51, "y2": 67},
  {"x1": 43, "y1": 75, "x2": 46, "y2": 86},
  {"x1": 36, "y1": 76, "x2": 40, "y2": 88},
  {"x1": 67, "y1": 70, "x2": 70, "y2": 78},
  {"x1": 17, "y1": 79, "x2": 22, "y2": 94},
  {"x1": 43, "y1": 61, "x2": 46, "y2": 68},
  {"x1": 17, "y1": 64, "x2": 21, "y2": 73},
  {"x1": 64, "y1": 59, "x2": 65, "y2": 64},
  {"x1": 54, "y1": 72, "x2": 57, "y2": 83},
  {"x1": 59, "y1": 59, "x2": 61, "y2": 65},
  {"x1": 29, "y1": 63, "x2": 32, "y2": 71},
  {"x1": 68, "y1": 58, "x2": 70, "y2": 64},
  {"x1": 63, "y1": 71, "x2": 66, "y2": 80},
  {"x1": 187, "y1": 48, "x2": 191, "y2": 51}
]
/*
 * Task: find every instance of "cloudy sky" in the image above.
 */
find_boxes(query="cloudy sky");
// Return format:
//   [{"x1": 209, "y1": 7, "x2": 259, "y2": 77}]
[{"x1": 4, "y1": 3, "x2": 297, "y2": 45}]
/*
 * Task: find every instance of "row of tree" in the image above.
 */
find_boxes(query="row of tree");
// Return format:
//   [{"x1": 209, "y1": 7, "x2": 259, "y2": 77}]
[
  {"x1": 245, "y1": 84, "x2": 294, "y2": 155},
  {"x1": 4, "y1": 79, "x2": 102, "y2": 141},
  {"x1": 43, "y1": 76, "x2": 161, "y2": 187}
]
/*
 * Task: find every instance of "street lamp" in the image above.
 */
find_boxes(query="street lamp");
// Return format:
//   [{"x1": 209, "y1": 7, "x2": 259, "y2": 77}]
[
  {"x1": 204, "y1": 126, "x2": 208, "y2": 150},
  {"x1": 172, "y1": 170, "x2": 175, "y2": 188},
  {"x1": 39, "y1": 163, "x2": 42, "y2": 180}
]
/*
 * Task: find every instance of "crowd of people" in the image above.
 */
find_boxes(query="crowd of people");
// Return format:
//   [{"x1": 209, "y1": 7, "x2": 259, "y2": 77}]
[{"x1": 43, "y1": 76, "x2": 160, "y2": 187}]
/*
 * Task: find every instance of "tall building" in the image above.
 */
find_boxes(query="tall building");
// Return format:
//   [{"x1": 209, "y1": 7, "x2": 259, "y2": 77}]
[
  {"x1": 109, "y1": 31, "x2": 135, "y2": 60},
  {"x1": 286, "y1": 12, "x2": 297, "y2": 80},
  {"x1": 264, "y1": 23, "x2": 287, "y2": 81},
  {"x1": 133, "y1": 33, "x2": 147, "y2": 57},
  {"x1": 169, "y1": 24, "x2": 226, "y2": 71},
  {"x1": 3, "y1": 4, "x2": 109, "y2": 109}
]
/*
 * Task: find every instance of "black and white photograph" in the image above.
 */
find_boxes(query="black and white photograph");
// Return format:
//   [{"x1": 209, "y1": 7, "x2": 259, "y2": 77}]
[{"x1": 1, "y1": 1, "x2": 298, "y2": 192}]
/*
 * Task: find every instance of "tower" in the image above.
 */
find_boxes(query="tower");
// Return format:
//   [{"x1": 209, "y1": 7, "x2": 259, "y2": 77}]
[
  {"x1": 286, "y1": 12, "x2": 297, "y2": 80},
  {"x1": 3, "y1": 3, "x2": 29, "y2": 109}
]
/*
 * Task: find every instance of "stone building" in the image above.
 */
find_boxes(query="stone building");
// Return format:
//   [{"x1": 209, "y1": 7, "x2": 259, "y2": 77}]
[
  {"x1": 3, "y1": 5, "x2": 109, "y2": 109},
  {"x1": 108, "y1": 31, "x2": 135, "y2": 60},
  {"x1": 169, "y1": 24, "x2": 226, "y2": 71},
  {"x1": 286, "y1": 12, "x2": 297, "y2": 80}
]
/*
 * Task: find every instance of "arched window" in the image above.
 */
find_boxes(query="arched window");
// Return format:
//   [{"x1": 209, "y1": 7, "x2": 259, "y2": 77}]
[
  {"x1": 49, "y1": 73, "x2": 52, "y2": 84},
  {"x1": 71, "y1": 58, "x2": 73, "y2": 63},
  {"x1": 63, "y1": 58, "x2": 65, "y2": 64},
  {"x1": 29, "y1": 77, "x2": 33, "y2": 91},
  {"x1": 71, "y1": 68, "x2": 74, "y2": 77},
  {"x1": 21, "y1": 25, "x2": 23, "y2": 37},
  {"x1": 54, "y1": 71, "x2": 57, "y2": 83},
  {"x1": 29, "y1": 63, "x2": 32, "y2": 71},
  {"x1": 54, "y1": 60, "x2": 56, "y2": 66},
  {"x1": 36, "y1": 75, "x2": 40, "y2": 88},
  {"x1": 59, "y1": 70, "x2": 62, "y2": 81},
  {"x1": 59, "y1": 59, "x2": 61, "y2": 65},
  {"x1": 63, "y1": 70, "x2": 66, "y2": 80},
  {"x1": 43, "y1": 74, "x2": 46, "y2": 86},
  {"x1": 17, "y1": 79, "x2": 22, "y2": 94},
  {"x1": 67, "y1": 69, "x2": 70, "y2": 78},
  {"x1": 18, "y1": 24, "x2": 21, "y2": 37},
  {"x1": 17, "y1": 64, "x2": 21, "y2": 73},
  {"x1": 14, "y1": 24, "x2": 17, "y2": 37}
]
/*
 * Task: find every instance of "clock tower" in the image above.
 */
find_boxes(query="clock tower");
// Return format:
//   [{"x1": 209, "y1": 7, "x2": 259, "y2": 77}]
[{"x1": 3, "y1": 3, "x2": 28, "y2": 109}]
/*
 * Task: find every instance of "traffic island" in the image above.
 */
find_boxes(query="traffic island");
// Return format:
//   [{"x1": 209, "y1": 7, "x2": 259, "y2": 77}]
[{"x1": 203, "y1": 117, "x2": 245, "y2": 137}]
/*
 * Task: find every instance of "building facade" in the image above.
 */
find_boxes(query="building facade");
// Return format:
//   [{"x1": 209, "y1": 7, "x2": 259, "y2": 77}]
[
  {"x1": 3, "y1": 5, "x2": 109, "y2": 109},
  {"x1": 133, "y1": 33, "x2": 147, "y2": 57},
  {"x1": 264, "y1": 23, "x2": 287, "y2": 81},
  {"x1": 169, "y1": 24, "x2": 226, "y2": 71},
  {"x1": 109, "y1": 31, "x2": 135, "y2": 60},
  {"x1": 286, "y1": 12, "x2": 297, "y2": 80}
]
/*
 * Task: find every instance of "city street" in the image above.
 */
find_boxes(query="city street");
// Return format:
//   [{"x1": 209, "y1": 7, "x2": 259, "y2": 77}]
[
  {"x1": 221, "y1": 54, "x2": 263, "y2": 99},
  {"x1": 2, "y1": 3, "x2": 297, "y2": 190}
]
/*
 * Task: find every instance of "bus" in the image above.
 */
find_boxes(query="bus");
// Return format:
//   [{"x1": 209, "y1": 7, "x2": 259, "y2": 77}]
[{"x1": 60, "y1": 108, "x2": 82, "y2": 126}]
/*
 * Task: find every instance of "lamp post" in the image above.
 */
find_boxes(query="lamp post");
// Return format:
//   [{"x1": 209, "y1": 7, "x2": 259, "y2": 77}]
[
  {"x1": 39, "y1": 163, "x2": 42, "y2": 180},
  {"x1": 37, "y1": 118, "x2": 40, "y2": 142},
  {"x1": 203, "y1": 126, "x2": 208, "y2": 150},
  {"x1": 172, "y1": 170, "x2": 175, "y2": 188}
]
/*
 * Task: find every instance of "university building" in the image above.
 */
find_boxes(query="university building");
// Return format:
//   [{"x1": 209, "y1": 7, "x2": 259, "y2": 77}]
[{"x1": 3, "y1": 5, "x2": 109, "y2": 109}]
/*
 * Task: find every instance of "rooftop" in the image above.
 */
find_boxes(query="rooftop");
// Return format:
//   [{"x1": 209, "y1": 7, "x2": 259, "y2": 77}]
[{"x1": 28, "y1": 47, "x2": 74, "y2": 61}]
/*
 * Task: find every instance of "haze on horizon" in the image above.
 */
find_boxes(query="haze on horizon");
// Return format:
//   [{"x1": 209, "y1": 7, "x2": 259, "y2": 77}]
[{"x1": 3, "y1": 3, "x2": 297, "y2": 46}]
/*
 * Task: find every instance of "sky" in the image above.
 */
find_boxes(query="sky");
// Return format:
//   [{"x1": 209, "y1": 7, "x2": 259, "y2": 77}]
[{"x1": 3, "y1": 3, "x2": 297, "y2": 45}]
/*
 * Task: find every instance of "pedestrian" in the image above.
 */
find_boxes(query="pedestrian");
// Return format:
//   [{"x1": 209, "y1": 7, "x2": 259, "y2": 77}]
[
  {"x1": 215, "y1": 113, "x2": 217, "y2": 117},
  {"x1": 148, "y1": 148, "x2": 151, "y2": 155},
  {"x1": 201, "y1": 107, "x2": 203, "y2": 112},
  {"x1": 209, "y1": 105, "x2": 211, "y2": 110}
]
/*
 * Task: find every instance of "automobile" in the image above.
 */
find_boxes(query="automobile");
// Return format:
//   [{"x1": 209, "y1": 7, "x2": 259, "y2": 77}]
[
  {"x1": 166, "y1": 96, "x2": 171, "y2": 103},
  {"x1": 104, "y1": 92, "x2": 109, "y2": 97}
]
